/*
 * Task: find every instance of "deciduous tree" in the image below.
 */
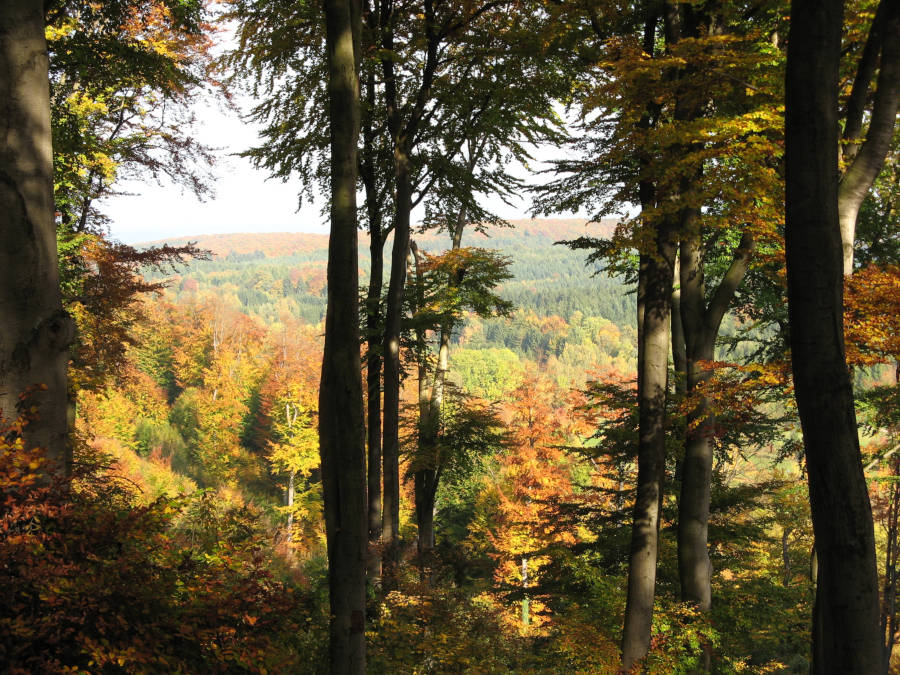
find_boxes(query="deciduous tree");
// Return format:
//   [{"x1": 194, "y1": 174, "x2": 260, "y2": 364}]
[
  {"x1": 785, "y1": 0, "x2": 881, "y2": 670},
  {"x1": 0, "y1": 0, "x2": 73, "y2": 471},
  {"x1": 319, "y1": 0, "x2": 367, "y2": 671}
]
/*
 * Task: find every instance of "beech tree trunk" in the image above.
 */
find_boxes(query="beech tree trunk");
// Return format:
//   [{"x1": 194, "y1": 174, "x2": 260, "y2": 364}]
[
  {"x1": 409, "y1": 241, "x2": 436, "y2": 560},
  {"x1": 320, "y1": 1, "x2": 367, "y2": 671},
  {"x1": 881, "y1": 469, "x2": 900, "y2": 674},
  {"x1": 413, "y1": 469, "x2": 437, "y2": 554},
  {"x1": 678, "y1": 353, "x2": 715, "y2": 613},
  {"x1": 621, "y1": 222, "x2": 676, "y2": 671},
  {"x1": 376, "y1": 0, "x2": 441, "y2": 584},
  {"x1": 785, "y1": 2, "x2": 881, "y2": 672},
  {"x1": 360, "y1": 75, "x2": 384, "y2": 584},
  {"x1": 837, "y1": 0, "x2": 900, "y2": 275},
  {"x1": 286, "y1": 468, "x2": 296, "y2": 545},
  {"x1": 671, "y1": 251, "x2": 687, "y2": 394},
  {"x1": 620, "y1": 9, "x2": 668, "y2": 669},
  {"x1": 0, "y1": 0, "x2": 72, "y2": 472},
  {"x1": 677, "y1": 230, "x2": 752, "y2": 614},
  {"x1": 412, "y1": 208, "x2": 467, "y2": 562},
  {"x1": 381, "y1": 164, "x2": 411, "y2": 582},
  {"x1": 366, "y1": 225, "x2": 384, "y2": 584}
]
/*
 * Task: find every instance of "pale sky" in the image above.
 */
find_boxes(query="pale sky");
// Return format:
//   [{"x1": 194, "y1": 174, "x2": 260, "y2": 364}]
[
  {"x1": 102, "y1": 98, "x2": 330, "y2": 244},
  {"x1": 102, "y1": 95, "x2": 556, "y2": 245},
  {"x1": 101, "y1": 21, "x2": 591, "y2": 245}
]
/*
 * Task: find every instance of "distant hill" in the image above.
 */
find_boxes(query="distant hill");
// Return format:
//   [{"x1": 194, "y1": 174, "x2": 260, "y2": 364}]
[
  {"x1": 145, "y1": 231, "x2": 331, "y2": 259},
  {"x1": 147, "y1": 218, "x2": 616, "y2": 259},
  {"x1": 144, "y1": 218, "x2": 637, "y2": 387},
  {"x1": 146, "y1": 217, "x2": 630, "y2": 325}
]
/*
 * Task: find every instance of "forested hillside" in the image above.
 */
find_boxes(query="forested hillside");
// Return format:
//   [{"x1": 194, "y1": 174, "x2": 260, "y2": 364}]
[
  {"x1": 2, "y1": 1, "x2": 899, "y2": 674},
  {"x1": 153, "y1": 219, "x2": 628, "y2": 324},
  {"x1": 149, "y1": 219, "x2": 637, "y2": 392}
]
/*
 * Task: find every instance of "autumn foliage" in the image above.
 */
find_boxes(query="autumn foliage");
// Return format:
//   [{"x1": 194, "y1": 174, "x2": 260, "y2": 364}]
[{"x1": 0, "y1": 403, "x2": 321, "y2": 673}]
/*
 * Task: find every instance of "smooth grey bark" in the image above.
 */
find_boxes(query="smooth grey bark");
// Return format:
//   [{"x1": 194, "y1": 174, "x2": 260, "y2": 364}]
[
  {"x1": 521, "y1": 556, "x2": 530, "y2": 627},
  {"x1": 670, "y1": 250, "x2": 686, "y2": 491},
  {"x1": 841, "y1": 0, "x2": 888, "y2": 154},
  {"x1": 380, "y1": 164, "x2": 410, "y2": 582},
  {"x1": 620, "y1": 10, "x2": 665, "y2": 669},
  {"x1": 283, "y1": 402, "x2": 301, "y2": 549},
  {"x1": 621, "y1": 223, "x2": 676, "y2": 671},
  {"x1": 671, "y1": 251, "x2": 687, "y2": 392},
  {"x1": 781, "y1": 528, "x2": 792, "y2": 587},
  {"x1": 0, "y1": 0, "x2": 72, "y2": 471},
  {"x1": 286, "y1": 468, "x2": 296, "y2": 546},
  {"x1": 881, "y1": 471, "x2": 900, "y2": 674},
  {"x1": 409, "y1": 240, "x2": 436, "y2": 558},
  {"x1": 838, "y1": 0, "x2": 900, "y2": 275},
  {"x1": 320, "y1": 0, "x2": 367, "y2": 671},
  {"x1": 677, "y1": 229, "x2": 753, "y2": 613},
  {"x1": 377, "y1": 0, "x2": 440, "y2": 582},
  {"x1": 785, "y1": 1, "x2": 881, "y2": 672},
  {"x1": 412, "y1": 206, "x2": 467, "y2": 561},
  {"x1": 378, "y1": 0, "x2": 404, "y2": 581},
  {"x1": 365, "y1": 218, "x2": 384, "y2": 584}
]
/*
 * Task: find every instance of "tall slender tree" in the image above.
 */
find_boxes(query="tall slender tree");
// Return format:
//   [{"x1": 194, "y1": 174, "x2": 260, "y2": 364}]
[
  {"x1": 0, "y1": 0, "x2": 73, "y2": 471},
  {"x1": 538, "y1": 8, "x2": 674, "y2": 664},
  {"x1": 375, "y1": 0, "x2": 562, "y2": 579},
  {"x1": 540, "y1": 3, "x2": 784, "y2": 666},
  {"x1": 785, "y1": 0, "x2": 881, "y2": 671},
  {"x1": 671, "y1": 3, "x2": 785, "y2": 636},
  {"x1": 358, "y1": 53, "x2": 393, "y2": 585},
  {"x1": 407, "y1": 240, "x2": 512, "y2": 557},
  {"x1": 319, "y1": 0, "x2": 367, "y2": 671}
]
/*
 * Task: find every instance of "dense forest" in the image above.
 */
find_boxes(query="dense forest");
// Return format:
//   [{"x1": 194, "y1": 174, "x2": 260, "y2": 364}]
[
  {"x1": 152, "y1": 220, "x2": 638, "y2": 388},
  {"x1": 1, "y1": 0, "x2": 899, "y2": 673}
]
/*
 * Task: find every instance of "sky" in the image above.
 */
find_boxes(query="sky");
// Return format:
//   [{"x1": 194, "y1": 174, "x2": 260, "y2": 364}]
[
  {"x1": 100, "y1": 20, "x2": 596, "y2": 246},
  {"x1": 101, "y1": 96, "x2": 559, "y2": 245},
  {"x1": 102, "y1": 98, "x2": 329, "y2": 244}
]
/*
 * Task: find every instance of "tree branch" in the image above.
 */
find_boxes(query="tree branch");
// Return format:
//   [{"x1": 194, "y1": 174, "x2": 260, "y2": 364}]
[
  {"x1": 705, "y1": 230, "x2": 754, "y2": 340},
  {"x1": 842, "y1": 0, "x2": 888, "y2": 159}
]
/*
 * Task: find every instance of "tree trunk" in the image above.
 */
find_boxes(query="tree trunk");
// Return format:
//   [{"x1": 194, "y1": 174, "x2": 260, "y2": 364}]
[
  {"x1": 621, "y1": 220, "x2": 676, "y2": 671},
  {"x1": 414, "y1": 469, "x2": 437, "y2": 555},
  {"x1": 521, "y1": 556, "x2": 530, "y2": 628},
  {"x1": 837, "y1": 0, "x2": 900, "y2": 275},
  {"x1": 320, "y1": 1, "x2": 367, "y2": 671},
  {"x1": 286, "y1": 469, "x2": 296, "y2": 548},
  {"x1": 620, "y1": 14, "x2": 664, "y2": 665},
  {"x1": 670, "y1": 250, "x2": 687, "y2": 489},
  {"x1": 377, "y1": 0, "x2": 443, "y2": 585},
  {"x1": 678, "y1": 355, "x2": 714, "y2": 612},
  {"x1": 882, "y1": 474, "x2": 899, "y2": 674},
  {"x1": 431, "y1": 207, "x2": 467, "y2": 419},
  {"x1": 381, "y1": 162, "x2": 411, "y2": 583},
  {"x1": 363, "y1": 179, "x2": 384, "y2": 586},
  {"x1": 366, "y1": 232, "x2": 383, "y2": 584},
  {"x1": 0, "y1": 0, "x2": 73, "y2": 472},
  {"x1": 671, "y1": 251, "x2": 687, "y2": 394},
  {"x1": 677, "y1": 229, "x2": 752, "y2": 616},
  {"x1": 410, "y1": 241, "x2": 435, "y2": 560},
  {"x1": 782, "y1": 528, "x2": 792, "y2": 587},
  {"x1": 412, "y1": 208, "x2": 467, "y2": 562},
  {"x1": 785, "y1": 2, "x2": 881, "y2": 672}
]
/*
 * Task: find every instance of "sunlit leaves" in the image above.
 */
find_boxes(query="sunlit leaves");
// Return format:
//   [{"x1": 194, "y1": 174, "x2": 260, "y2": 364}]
[
  {"x1": 845, "y1": 264, "x2": 900, "y2": 366},
  {"x1": 48, "y1": 0, "x2": 217, "y2": 229},
  {"x1": 408, "y1": 247, "x2": 513, "y2": 335},
  {"x1": 0, "y1": 410, "x2": 314, "y2": 672}
]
